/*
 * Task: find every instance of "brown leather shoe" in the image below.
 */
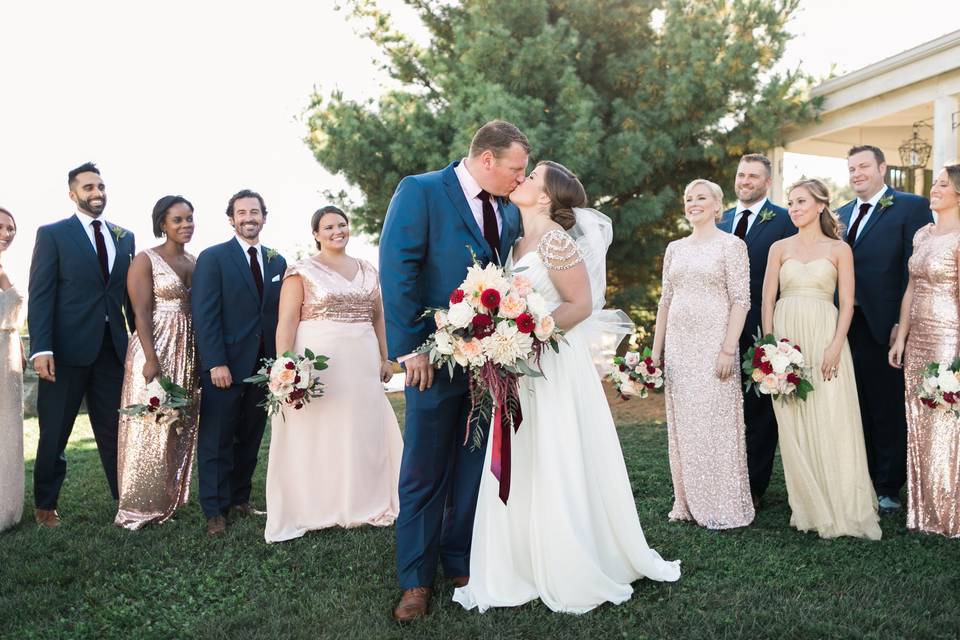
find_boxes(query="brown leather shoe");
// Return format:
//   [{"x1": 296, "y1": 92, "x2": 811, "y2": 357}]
[
  {"x1": 229, "y1": 502, "x2": 266, "y2": 517},
  {"x1": 35, "y1": 509, "x2": 61, "y2": 528},
  {"x1": 392, "y1": 587, "x2": 432, "y2": 622},
  {"x1": 450, "y1": 576, "x2": 469, "y2": 588},
  {"x1": 206, "y1": 515, "x2": 227, "y2": 536}
]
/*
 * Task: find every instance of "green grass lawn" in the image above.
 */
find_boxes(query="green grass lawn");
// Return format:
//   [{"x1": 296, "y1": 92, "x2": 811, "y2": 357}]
[{"x1": 2, "y1": 404, "x2": 958, "y2": 639}]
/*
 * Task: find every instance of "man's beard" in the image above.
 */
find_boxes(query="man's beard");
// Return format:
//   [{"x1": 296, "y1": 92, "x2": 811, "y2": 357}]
[
  {"x1": 78, "y1": 195, "x2": 106, "y2": 216},
  {"x1": 737, "y1": 188, "x2": 765, "y2": 206},
  {"x1": 234, "y1": 222, "x2": 261, "y2": 239}
]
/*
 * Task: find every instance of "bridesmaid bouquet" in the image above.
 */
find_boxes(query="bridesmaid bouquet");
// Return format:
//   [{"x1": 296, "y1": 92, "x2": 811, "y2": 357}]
[
  {"x1": 609, "y1": 347, "x2": 663, "y2": 399},
  {"x1": 120, "y1": 377, "x2": 191, "y2": 432},
  {"x1": 917, "y1": 358, "x2": 960, "y2": 417},
  {"x1": 742, "y1": 332, "x2": 814, "y2": 401},
  {"x1": 243, "y1": 349, "x2": 330, "y2": 417}
]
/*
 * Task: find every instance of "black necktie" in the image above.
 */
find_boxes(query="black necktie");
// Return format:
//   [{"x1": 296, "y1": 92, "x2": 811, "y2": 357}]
[
  {"x1": 734, "y1": 209, "x2": 752, "y2": 239},
  {"x1": 478, "y1": 189, "x2": 500, "y2": 262},
  {"x1": 248, "y1": 246, "x2": 263, "y2": 300},
  {"x1": 90, "y1": 219, "x2": 109, "y2": 281},
  {"x1": 846, "y1": 202, "x2": 871, "y2": 246}
]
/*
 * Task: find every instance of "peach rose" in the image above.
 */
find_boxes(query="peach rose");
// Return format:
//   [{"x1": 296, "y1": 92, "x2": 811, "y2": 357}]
[
  {"x1": 497, "y1": 293, "x2": 527, "y2": 319},
  {"x1": 534, "y1": 315, "x2": 556, "y2": 341}
]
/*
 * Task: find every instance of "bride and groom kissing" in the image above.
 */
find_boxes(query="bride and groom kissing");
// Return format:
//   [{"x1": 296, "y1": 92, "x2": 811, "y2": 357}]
[{"x1": 379, "y1": 120, "x2": 680, "y2": 620}]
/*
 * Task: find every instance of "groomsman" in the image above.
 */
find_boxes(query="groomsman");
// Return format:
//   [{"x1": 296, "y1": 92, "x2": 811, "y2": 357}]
[
  {"x1": 718, "y1": 153, "x2": 795, "y2": 507},
  {"x1": 192, "y1": 190, "x2": 286, "y2": 535},
  {"x1": 837, "y1": 145, "x2": 931, "y2": 513},
  {"x1": 29, "y1": 162, "x2": 136, "y2": 527}
]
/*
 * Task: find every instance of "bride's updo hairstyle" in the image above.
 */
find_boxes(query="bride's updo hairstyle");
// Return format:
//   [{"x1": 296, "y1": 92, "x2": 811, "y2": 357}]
[
  {"x1": 538, "y1": 160, "x2": 587, "y2": 230},
  {"x1": 787, "y1": 178, "x2": 841, "y2": 240}
]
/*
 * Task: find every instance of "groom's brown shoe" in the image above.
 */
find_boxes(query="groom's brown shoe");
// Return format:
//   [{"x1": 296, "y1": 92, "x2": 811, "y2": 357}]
[
  {"x1": 35, "y1": 509, "x2": 61, "y2": 528},
  {"x1": 229, "y1": 502, "x2": 266, "y2": 518},
  {"x1": 450, "y1": 576, "x2": 469, "y2": 588},
  {"x1": 206, "y1": 515, "x2": 227, "y2": 536},
  {"x1": 392, "y1": 587, "x2": 432, "y2": 622}
]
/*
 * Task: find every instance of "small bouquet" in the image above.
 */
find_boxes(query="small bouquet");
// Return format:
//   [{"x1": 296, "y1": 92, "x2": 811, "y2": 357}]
[
  {"x1": 120, "y1": 377, "x2": 192, "y2": 432},
  {"x1": 742, "y1": 331, "x2": 814, "y2": 402},
  {"x1": 243, "y1": 349, "x2": 329, "y2": 417},
  {"x1": 610, "y1": 347, "x2": 663, "y2": 399},
  {"x1": 417, "y1": 249, "x2": 563, "y2": 503},
  {"x1": 917, "y1": 358, "x2": 960, "y2": 417}
]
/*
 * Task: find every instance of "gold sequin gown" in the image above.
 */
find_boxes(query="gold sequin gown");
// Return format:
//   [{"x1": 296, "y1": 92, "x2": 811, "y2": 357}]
[
  {"x1": 264, "y1": 257, "x2": 402, "y2": 542},
  {"x1": 772, "y1": 259, "x2": 881, "y2": 540},
  {"x1": 114, "y1": 249, "x2": 199, "y2": 530},
  {"x1": 661, "y1": 234, "x2": 755, "y2": 529},
  {"x1": 0, "y1": 285, "x2": 24, "y2": 531},
  {"x1": 904, "y1": 224, "x2": 960, "y2": 538}
]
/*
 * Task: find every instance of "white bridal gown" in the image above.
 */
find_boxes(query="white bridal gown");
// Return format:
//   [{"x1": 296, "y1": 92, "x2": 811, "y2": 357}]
[{"x1": 453, "y1": 227, "x2": 681, "y2": 615}]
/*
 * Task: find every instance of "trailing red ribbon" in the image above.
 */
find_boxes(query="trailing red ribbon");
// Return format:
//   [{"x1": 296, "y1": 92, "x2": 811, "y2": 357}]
[{"x1": 465, "y1": 364, "x2": 523, "y2": 504}]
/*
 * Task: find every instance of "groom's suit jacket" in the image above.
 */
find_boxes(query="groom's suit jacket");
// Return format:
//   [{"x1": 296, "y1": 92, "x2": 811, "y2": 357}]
[
  {"x1": 836, "y1": 187, "x2": 931, "y2": 345},
  {"x1": 379, "y1": 161, "x2": 522, "y2": 361},
  {"x1": 27, "y1": 215, "x2": 136, "y2": 365},
  {"x1": 192, "y1": 239, "x2": 286, "y2": 378}
]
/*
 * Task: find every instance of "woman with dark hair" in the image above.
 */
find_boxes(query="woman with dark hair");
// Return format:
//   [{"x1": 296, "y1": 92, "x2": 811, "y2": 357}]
[
  {"x1": 114, "y1": 195, "x2": 200, "y2": 529},
  {"x1": 264, "y1": 205, "x2": 402, "y2": 542},
  {"x1": 0, "y1": 207, "x2": 24, "y2": 532}
]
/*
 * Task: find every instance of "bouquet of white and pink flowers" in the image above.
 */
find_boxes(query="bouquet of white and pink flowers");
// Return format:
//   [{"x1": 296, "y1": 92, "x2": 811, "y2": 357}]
[
  {"x1": 417, "y1": 253, "x2": 563, "y2": 503},
  {"x1": 741, "y1": 331, "x2": 814, "y2": 402},
  {"x1": 917, "y1": 358, "x2": 960, "y2": 417},
  {"x1": 243, "y1": 349, "x2": 329, "y2": 417},
  {"x1": 610, "y1": 347, "x2": 663, "y2": 400}
]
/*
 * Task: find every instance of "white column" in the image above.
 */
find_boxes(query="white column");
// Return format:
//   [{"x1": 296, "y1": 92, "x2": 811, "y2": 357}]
[
  {"x1": 932, "y1": 95, "x2": 959, "y2": 170},
  {"x1": 769, "y1": 146, "x2": 785, "y2": 205}
]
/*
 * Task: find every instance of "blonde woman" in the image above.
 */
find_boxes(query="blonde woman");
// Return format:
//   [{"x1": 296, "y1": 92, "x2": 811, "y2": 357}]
[{"x1": 761, "y1": 179, "x2": 880, "y2": 540}]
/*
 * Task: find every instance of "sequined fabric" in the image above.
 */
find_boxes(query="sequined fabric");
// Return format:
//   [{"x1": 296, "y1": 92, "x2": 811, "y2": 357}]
[
  {"x1": 291, "y1": 258, "x2": 381, "y2": 323},
  {"x1": 538, "y1": 229, "x2": 584, "y2": 271},
  {"x1": 660, "y1": 234, "x2": 755, "y2": 529},
  {"x1": 0, "y1": 286, "x2": 24, "y2": 531},
  {"x1": 904, "y1": 224, "x2": 960, "y2": 538},
  {"x1": 115, "y1": 249, "x2": 199, "y2": 530}
]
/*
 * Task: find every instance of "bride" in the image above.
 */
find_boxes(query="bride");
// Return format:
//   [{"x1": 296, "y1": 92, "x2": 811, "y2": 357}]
[{"x1": 453, "y1": 161, "x2": 681, "y2": 614}]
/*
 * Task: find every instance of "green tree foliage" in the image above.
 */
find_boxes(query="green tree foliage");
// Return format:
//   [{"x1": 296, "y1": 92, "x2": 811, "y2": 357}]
[{"x1": 306, "y1": 0, "x2": 819, "y2": 317}]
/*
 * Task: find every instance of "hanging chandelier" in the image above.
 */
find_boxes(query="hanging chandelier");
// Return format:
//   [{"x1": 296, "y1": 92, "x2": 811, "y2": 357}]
[{"x1": 898, "y1": 122, "x2": 932, "y2": 170}]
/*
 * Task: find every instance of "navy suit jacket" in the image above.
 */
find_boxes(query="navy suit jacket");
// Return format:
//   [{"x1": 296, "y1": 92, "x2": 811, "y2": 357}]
[
  {"x1": 718, "y1": 201, "x2": 795, "y2": 343},
  {"x1": 837, "y1": 187, "x2": 932, "y2": 344},
  {"x1": 27, "y1": 215, "x2": 136, "y2": 366},
  {"x1": 191, "y1": 239, "x2": 286, "y2": 378},
  {"x1": 379, "y1": 161, "x2": 522, "y2": 361}
]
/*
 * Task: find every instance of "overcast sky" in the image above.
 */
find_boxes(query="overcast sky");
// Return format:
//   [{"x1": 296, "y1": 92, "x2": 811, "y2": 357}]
[{"x1": 1, "y1": 0, "x2": 957, "y2": 292}]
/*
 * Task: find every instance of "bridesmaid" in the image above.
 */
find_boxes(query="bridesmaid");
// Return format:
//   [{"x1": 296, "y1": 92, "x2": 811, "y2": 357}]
[
  {"x1": 114, "y1": 196, "x2": 200, "y2": 529},
  {"x1": 761, "y1": 179, "x2": 880, "y2": 540},
  {"x1": 265, "y1": 206, "x2": 402, "y2": 542},
  {"x1": 652, "y1": 179, "x2": 755, "y2": 529},
  {"x1": 889, "y1": 164, "x2": 960, "y2": 538},
  {"x1": 0, "y1": 207, "x2": 25, "y2": 532}
]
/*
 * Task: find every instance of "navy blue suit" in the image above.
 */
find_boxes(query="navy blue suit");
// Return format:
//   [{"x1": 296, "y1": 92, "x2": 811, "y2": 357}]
[
  {"x1": 192, "y1": 238, "x2": 286, "y2": 518},
  {"x1": 380, "y1": 161, "x2": 522, "y2": 588},
  {"x1": 28, "y1": 214, "x2": 136, "y2": 508},
  {"x1": 837, "y1": 187, "x2": 932, "y2": 497},
  {"x1": 718, "y1": 201, "x2": 795, "y2": 498}
]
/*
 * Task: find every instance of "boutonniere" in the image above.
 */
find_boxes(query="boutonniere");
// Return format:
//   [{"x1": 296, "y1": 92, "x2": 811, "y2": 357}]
[
  {"x1": 878, "y1": 194, "x2": 895, "y2": 210},
  {"x1": 110, "y1": 224, "x2": 127, "y2": 241},
  {"x1": 265, "y1": 248, "x2": 279, "y2": 262},
  {"x1": 758, "y1": 207, "x2": 777, "y2": 223}
]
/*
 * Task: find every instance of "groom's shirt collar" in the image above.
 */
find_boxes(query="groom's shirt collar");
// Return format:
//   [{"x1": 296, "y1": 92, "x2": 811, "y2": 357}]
[
  {"x1": 731, "y1": 196, "x2": 767, "y2": 237},
  {"x1": 454, "y1": 158, "x2": 502, "y2": 234}
]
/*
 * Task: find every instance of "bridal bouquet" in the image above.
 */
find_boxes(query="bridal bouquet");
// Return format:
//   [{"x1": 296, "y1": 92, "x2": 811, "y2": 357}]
[
  {"x1": 610, "y1": 347, "x2": 663, "y2": 399},
  {"x1": 742, "y1": 331, "x2": 814, "y2": 401},
  {"x1": 417, "y1": 253, "x2": 563, "y2": 502},
  {"x1": 243, "y1": 349, "x2": 329, "y2": 417},
  {"x1": 120, "y1": 377, "x2": 192, "y2": 432},
  {"x1": 917, "y1": 358, "x2": 960, "y2": 417}
]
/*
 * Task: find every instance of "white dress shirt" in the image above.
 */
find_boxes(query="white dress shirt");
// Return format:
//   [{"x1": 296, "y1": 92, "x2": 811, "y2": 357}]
[
  {"x1": 850, "y1": 187, "x2": 887, "y2": 242},
  {"x1": 76, "y1": 211, "x2": 117, "y2": 273},
  {"x1": 731, "y1": 197, "x2": 768, "y2": 237},
  {"x1": 454, "y1": 158, "x2": 503, "y2": 234},
  {"x1": 235, "y1": 236, "x2": 263, "y2": 279}
]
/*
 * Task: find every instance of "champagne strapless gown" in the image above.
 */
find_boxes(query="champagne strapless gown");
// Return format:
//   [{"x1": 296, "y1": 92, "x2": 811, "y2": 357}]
[{"x1": 772, "y1": 259, "x2": 880, "y2": 540}]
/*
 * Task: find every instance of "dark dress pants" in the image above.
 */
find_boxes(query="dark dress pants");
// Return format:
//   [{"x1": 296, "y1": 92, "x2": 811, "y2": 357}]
[
  {"x1": 847, "y1": 307, "x2": 907, "y2": 497},
  {"x1": 740, "y1": 333, "x2": 779, "y2": 498},
  {"x1": 34, "y1": 326, "x2": 123, "y2": 508}
]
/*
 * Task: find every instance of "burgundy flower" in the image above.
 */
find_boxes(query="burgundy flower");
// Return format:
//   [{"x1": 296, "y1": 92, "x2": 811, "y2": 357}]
[
  {"x1": 516, "y1": 312, "x2": 535, "y2": 334},
  {"x1": 472, "y1": 313, "x2": 494, "y2": 337},
  {"x1": 149, "y1": 396, "x2": 161, "y2": 408},
  {"x1": 752, "y1": 350, "x2": 764, "y2": 367},
  {"x1": 294, "y1": 375, "x2": 301, "y2": 384},
  {"x1": 285, "y1": 361, "x2": 296, "y2": 370},
  {"x1": 760, "y1": 361, "x2": 773, "y2": 375},
  {"x1": 945, "y1": 392, "x2": 957, "y2": 404},
  {"x1": 786, "y1": 373, "x2": 801, "y2": 385},
  {"x1": 643, "y1": 357, "x2": 653, "y2": 365},
  {"x1": 619, "y1": 364, "x2": 627, "y2": 372},
  {"x1": 480, "y1": 288, "x2": 501, "y2": 310},
  {"x1": 450, "y1": 289, "x2": 465, "y2": 304},
  {"x1": 645, "y1": 382, "x2": 656, "y2": 389},
  {"x1": 647, "y1": 365, "x2": 657, "y2": 375}
]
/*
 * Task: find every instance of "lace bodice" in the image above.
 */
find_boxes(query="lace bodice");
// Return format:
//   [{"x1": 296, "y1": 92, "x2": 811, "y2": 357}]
[
  {"x1": 0, "y1": 286, "x2": 23, "y2": 332},
  {"x1": 285, "y1": 257, "x2": 381, "y2": 323}
]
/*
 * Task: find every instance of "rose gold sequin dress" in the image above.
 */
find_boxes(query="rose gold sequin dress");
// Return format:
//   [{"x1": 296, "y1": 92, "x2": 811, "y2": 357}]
[
  {"x1": 904, "y1": 224, "x2": 960, "y2": 538},
  {"x1": 661, "y1": 234, "x2": 755, "y2": 529},
  {"x1": 115, "y1": 249, "x2": 199, "y2": 530},
  {"x1": 264, "y1": 257, "x2": 402, "y2": 542},
  {"x1": 0, "y1": 285, "x2": 24, "y2": 531}
]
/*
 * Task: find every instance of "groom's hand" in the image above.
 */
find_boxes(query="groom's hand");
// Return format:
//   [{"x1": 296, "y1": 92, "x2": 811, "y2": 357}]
[
  {"x1": 404, "y1": 353, "x2": 434, "y2": 391},
  {"x1": 210, "y1": 365, "x2": 233, "y2": 389},
  {"x1": 34, "y1": 354, "x2": 56, "y2": 382}
]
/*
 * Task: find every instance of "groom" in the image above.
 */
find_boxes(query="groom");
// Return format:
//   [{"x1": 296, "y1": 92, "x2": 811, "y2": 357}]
[
  {"x1": 380, "y1": 120, "x2": 529, "y2": 621},
  {"x1": 192, "y1": 189, "x2": 286, "y2": 535}
]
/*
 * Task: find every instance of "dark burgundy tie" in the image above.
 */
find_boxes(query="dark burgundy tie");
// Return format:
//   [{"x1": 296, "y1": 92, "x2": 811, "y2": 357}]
[
  {"x1": 733, "y1": 209, "x2": 752, "y2": 239},
  {"x1": 248, "y1": 246, "x2": 263, "y2": 300},
  {"x1": 90, "y1": 219, "x2": 109, "y2": 281},
  {"x1": 846, "y1": 202, "x2": 871, "y2": 246},
  {"x1": 478, "y1": 189, "x2": 501, "y2": 262}
]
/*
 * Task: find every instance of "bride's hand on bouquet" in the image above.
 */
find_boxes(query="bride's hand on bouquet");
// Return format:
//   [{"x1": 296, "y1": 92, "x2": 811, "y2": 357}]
[
  {"x1": 715, "y1": 348, "x2": 736, "y2": 380},
  {"x1": 821, "y1": 343, "x2": 842, "y2": 381}
]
